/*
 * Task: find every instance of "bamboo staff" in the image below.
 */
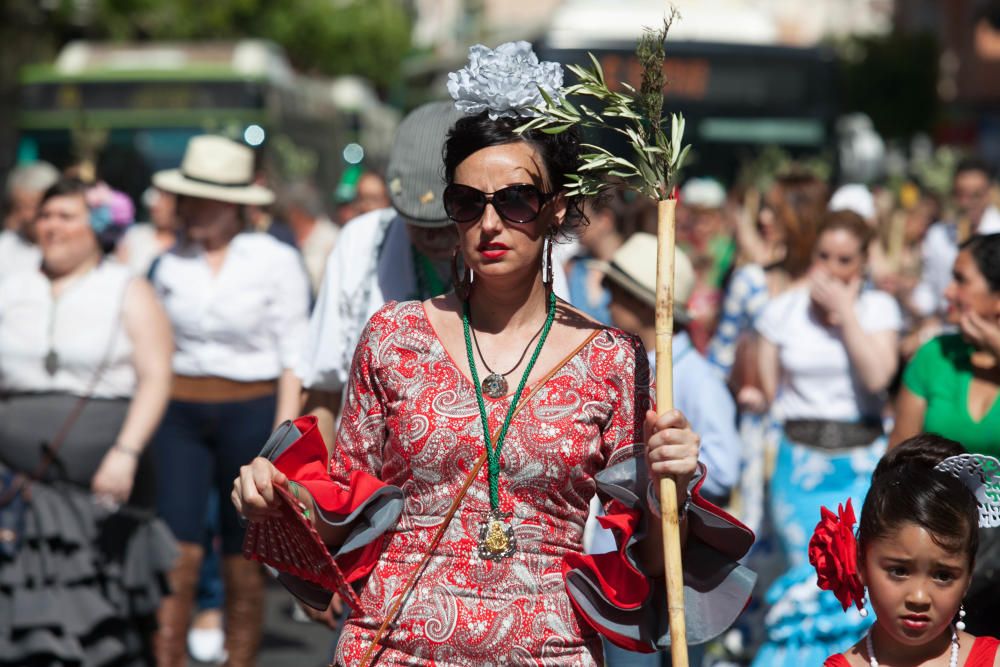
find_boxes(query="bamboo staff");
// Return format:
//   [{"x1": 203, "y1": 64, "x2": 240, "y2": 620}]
[
  {"x1": 519, "y1": 13, "x2": 691, "y2": 663},
  {"x1": 655, "y1": 197, "x2": 688, "y2": 666}
]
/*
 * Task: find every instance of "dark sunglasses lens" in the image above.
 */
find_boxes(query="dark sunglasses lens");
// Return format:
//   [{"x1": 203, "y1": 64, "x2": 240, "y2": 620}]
[
  {"x1": 494, "y1": 186, "x2": 543, "y2": 223},
  {"x1": 444, "y1": 185, "x2": 484, "y2": 222}
]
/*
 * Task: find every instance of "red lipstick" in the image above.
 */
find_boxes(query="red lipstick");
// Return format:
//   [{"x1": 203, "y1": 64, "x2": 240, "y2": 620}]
[{"x1": 478, "y1": 242, "x2": 509, "y2": 260}]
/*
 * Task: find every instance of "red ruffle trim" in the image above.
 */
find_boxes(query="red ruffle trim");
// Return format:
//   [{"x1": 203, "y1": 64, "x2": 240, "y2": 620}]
[
  {"x1": 561, "y1": 469, "x2": 755, "y2": 653},
  {"x1": 562, "y1": 497, "x2": 655, "y2": 653},
  {"x1": 267, "y1": 415, "x2": 390, "y2": 584}
]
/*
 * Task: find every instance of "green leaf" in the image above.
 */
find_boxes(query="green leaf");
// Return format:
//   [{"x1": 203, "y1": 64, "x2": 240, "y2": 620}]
[
  {"x1": 538, "y1": 85, "x2": 557, "y2": 109},
  {"x1": 541, "y1": 123, "x2": 577, "y2": 134},
  {"x1": 587, "y1": 51, "x2": 607, "y2": 87},
  {"x1": 670, "y1": 113, "x2": 686, "y2": 154},
  {"x1": 579, "y1": 104, "x2": 604, "y2": 122},
  {"x1": 580, "y1": 142, "x2": 617, "y2": 156},
  {"x1": 674, "y1": 143, "x2": 692, "y2": 170}
]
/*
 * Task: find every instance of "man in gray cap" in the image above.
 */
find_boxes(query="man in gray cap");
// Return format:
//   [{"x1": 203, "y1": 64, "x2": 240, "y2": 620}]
[
  {"x1": 289, "y1": 101, "x2": 465, "y2": 634},
  {"x1": 297, "y1": 101, "x2": 463, "y2": 449}
]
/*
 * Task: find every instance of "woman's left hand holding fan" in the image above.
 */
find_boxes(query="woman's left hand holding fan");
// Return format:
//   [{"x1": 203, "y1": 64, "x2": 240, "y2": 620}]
[{"x1": 232, "y1": 457, "x2": 293, "y2": 522}]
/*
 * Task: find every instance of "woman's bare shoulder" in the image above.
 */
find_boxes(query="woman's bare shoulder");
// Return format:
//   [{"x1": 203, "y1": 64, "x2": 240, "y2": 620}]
[{"x1": 553, "y1": 298, "x2": 605, "y2": 333}]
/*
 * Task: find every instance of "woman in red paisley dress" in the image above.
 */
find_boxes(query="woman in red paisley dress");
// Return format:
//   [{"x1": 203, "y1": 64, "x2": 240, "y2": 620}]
[{"x1": 232, "y1": 42, "x2": 756, "y2": 666}]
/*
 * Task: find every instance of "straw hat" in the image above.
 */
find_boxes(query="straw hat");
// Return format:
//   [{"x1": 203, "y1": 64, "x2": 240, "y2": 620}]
[
  {"x1": 600, "y1": 232, "x2": 695, "y2": 323},
  {"x1": 153, "y1": 135, "x2": 274, "y2": 206}
]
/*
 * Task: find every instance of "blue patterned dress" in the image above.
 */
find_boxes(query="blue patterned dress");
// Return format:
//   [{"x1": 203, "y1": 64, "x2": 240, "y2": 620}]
[{"x1": 749, "y1": 287, "x2": 901, "y2": 666}]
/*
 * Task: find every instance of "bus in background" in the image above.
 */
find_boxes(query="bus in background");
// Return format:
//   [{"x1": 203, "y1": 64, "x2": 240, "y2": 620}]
[
  {"x1": 538, "y1": 2, "x2": 840, "y2": 184},
  {"x1": 16, "y1": 40, "x2": 398, "y2": 213}
]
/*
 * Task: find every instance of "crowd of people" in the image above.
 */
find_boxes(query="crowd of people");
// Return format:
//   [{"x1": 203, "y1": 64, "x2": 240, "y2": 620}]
[{"x1": 1, "y1": 40, "x2": 1000, "y2": 667}]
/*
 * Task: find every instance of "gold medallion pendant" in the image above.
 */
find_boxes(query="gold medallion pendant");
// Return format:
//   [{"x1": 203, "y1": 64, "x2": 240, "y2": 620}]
[{"x1": 477, "y1": 510, "x2": 516, "y2": 560}]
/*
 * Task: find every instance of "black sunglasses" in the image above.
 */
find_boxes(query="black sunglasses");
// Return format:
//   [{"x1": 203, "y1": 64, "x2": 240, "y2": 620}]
[{"x1": 443, "y1": 183, "x2": 554, "y2": 224}]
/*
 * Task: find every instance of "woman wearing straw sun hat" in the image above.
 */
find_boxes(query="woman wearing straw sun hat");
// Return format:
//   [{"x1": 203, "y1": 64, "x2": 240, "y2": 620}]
[{"x1": 149, "y1": 135, "x2": 311, "y2": 666}]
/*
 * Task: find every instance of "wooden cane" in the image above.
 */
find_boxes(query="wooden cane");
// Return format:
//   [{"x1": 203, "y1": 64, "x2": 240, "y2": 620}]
[{"x1": 655, "y1": 198, "x2": 689, "y2": 666}]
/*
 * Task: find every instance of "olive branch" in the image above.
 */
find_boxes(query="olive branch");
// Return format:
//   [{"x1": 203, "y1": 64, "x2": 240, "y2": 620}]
[{"x1": 518, "y1": 8, "x2": 689, "y2": 201}]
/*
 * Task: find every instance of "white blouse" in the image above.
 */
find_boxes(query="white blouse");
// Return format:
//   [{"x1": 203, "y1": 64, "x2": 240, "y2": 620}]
[
  {"x1": 0, "y1": 230, "x2": 41, "y2": 283},
  {"x1": 0, "y1": 261, "x2": 136, "y2": 399},
  {"x1": 755, "y1": 286, "x2": 902, "y2": 421},
  {"x1": 152, "y1": 232, "x2": 310, "y2": 382}
]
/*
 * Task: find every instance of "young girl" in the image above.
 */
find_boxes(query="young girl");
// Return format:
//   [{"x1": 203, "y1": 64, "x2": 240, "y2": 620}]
[{"x1": 811, "y1": 434, "x2": 1000, "y2": 666}]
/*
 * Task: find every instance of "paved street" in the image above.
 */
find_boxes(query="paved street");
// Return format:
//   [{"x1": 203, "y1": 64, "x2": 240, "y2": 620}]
[{"x1": 190, "y1": 579, "x2": 335, "y2": 667}]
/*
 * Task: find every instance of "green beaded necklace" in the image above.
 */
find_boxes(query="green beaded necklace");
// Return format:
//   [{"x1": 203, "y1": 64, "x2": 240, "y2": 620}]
[{"x1": 462, "y1": 289, "x2": 556, "y2": 559}]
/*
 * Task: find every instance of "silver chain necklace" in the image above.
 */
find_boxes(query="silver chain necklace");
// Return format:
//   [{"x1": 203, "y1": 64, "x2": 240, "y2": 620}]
[
  {"x1": 865, "y1": 625, "x2": 959, "y2": 667},
  {"x1": 469, "y1": 311, "x2": 546, "y2": 399}
]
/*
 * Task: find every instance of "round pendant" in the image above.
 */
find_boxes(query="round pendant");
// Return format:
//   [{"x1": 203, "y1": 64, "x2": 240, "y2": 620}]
[
  {"x1": 44, "y1": 350, "x2": 59, "y2": 376},
  {"x1": 481, "y1": 373, "x2": 508, "y2": 399}
]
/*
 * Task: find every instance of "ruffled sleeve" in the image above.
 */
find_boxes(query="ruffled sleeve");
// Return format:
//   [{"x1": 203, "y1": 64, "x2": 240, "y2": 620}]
[
  {"x1": 251, "y1": 311, "x2": 404, "y2": 609},
  {"x1": 561, "y1": 332, "x2": 757, "y2": 651}
]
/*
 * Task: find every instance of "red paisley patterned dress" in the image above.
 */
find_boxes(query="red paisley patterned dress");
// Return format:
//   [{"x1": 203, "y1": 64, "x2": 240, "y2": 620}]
[
  {"x1": 329, "y1": 300, "x2": 647, "y2": 665},
  {"x1": 253, "y1": 300, "x2": 756, "y2": 666}
]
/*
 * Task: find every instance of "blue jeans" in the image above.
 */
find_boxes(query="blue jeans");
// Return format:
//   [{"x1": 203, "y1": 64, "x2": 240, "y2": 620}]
[
  {"x1": 153, "y1": 395, "x2": 276, "y2": 554},
  {"x1": 196, "y1": 494, "x2": 224, "y2": 610}
]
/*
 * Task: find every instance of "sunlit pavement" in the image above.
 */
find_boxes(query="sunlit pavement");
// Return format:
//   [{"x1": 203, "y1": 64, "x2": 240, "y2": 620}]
[{"x1": 189, "y1": 578, "x2": 335, "y2": 667}]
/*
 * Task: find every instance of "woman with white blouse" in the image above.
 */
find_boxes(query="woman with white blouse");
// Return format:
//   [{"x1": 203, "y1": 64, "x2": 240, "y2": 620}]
[
  {"x1": 0, "y1": 177, "x2": 175, "y2": 666},
  {"x1": 149, "y1": 136, "x2": 311, "y2": 667},
  {"x1": 750, "y1": 210, "x2": 902, "y2": 666}
]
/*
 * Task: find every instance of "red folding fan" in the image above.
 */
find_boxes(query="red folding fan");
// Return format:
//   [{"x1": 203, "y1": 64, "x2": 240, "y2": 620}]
[{"x1": 243, "y1": 484, "x2": 364, "y2": 612}]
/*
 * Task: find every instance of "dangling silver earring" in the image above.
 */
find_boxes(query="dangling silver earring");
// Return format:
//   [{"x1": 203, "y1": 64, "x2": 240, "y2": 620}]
[
  {"x1": 451, "y1": 246, "x2": 473, "y2": 301},
  {"x1": 859, "y1": 590, "x2": 869, "y2": 618},
  {"x1": 542, "y1": 234, "x2": 554, "y2": 285},
  {"x1": 956, "y1": 604, "x2": 967, "y2": 631}
]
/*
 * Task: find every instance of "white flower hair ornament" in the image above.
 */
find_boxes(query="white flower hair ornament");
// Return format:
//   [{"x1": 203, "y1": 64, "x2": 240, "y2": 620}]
[
  {"x1": 447, "y1": 41, "x2": 564, "y2": 120},
  {"x1": 934, "y1": 453, "x2": 1000, "y2": 528}
]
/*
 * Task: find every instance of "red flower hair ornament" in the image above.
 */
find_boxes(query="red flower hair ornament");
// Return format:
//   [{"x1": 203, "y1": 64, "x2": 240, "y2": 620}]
[{"x1": 808, "y1": 498, "x2": 866, "y2": 613}]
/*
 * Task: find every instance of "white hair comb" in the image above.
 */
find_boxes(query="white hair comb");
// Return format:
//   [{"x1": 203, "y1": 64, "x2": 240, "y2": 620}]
[{"x1": 934, "y1": 453, "x2": 1000, "y2": 528}]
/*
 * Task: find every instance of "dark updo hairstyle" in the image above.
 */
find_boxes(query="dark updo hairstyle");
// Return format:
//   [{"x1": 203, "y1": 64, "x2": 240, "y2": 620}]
[
  {"x1": 39, "y1": 177, "x2": 123, "y2": 254},
  {"x1": 960, "y1": 233, "x2": 1000, "y2": 293},
  {"x1": 859, "y1": 434, "x2": 979, "y2": 566},
  {"x1": 816, "y1": 209, "x2": 876, "y2": 255},
  {"x1": 443, "y1": 111, "x2": 586, "y2": 238}
]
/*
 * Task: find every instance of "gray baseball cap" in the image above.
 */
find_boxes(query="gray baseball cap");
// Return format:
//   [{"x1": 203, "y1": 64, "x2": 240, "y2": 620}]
[{"x1": 386, "y1": 100, "x2": 465, "y2": 227}]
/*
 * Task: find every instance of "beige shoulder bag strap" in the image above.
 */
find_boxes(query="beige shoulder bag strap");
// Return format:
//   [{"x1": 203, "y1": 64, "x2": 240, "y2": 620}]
[{"x1": 356, "y1": 328, "x2": 602, "y2": 667}]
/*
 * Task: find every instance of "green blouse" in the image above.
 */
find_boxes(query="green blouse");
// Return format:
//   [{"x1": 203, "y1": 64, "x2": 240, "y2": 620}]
[{"x1": 903, "y1": 334, "x2": 1000, "y2": 456}]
